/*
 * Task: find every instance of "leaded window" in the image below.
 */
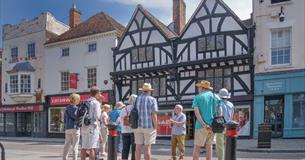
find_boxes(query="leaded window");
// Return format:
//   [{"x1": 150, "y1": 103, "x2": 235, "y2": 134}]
[
  {"x1": 197, "y1": 68, "x2": 232, "y2": 91},
  {"x1": 131, "y1": 46, "x2": 154, "y2": 63},
  {"x1": 87, "y1": 68, "x2": 97, "y2": 88},
  {"x1": 61, "y1": 72, "x2": 69, "y2": 91}
]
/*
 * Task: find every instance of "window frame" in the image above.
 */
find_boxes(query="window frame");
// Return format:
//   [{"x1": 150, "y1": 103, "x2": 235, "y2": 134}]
[
  {"x1": 60, "y1": 71, "x2": 70, "y2": 91},
  {"x1": 131, "y1": 46, "x2": 154, "y2": 64},
  {"x1": 292, "y1": 93, "x2": 305, "y2": 128},
  {"x1": 87, "y1": 67, "x2": 97, "y2": 89},
  {"x1": 61, "y1": 48, "x2": 70, "y2": 57},
  {"x1": 11, "y1": 47, "x2": 18, "y2": 63},
  {"x1": 270, "y1": 0, "x2": 290, "y2": 4},
  {"x1": 9, "y1": 74, "x2": 19, "y2": 94},
  {"x1": 27, "y1": 43, "x2": 36, "y2": 58},
  {"x1": 88, "y1": 43, "x2": 97, "y2": 53},
  {"x1": 20, "y1": 74, "x2": 31, "y2": 94},
  {"x1": 270, "y1": 28, "x2": 292, "y2": 66}
]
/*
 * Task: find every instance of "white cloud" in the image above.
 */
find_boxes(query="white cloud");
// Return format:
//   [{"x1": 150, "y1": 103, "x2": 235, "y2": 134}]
[{"x1": 107, "y1": 0, "x2": 252, "y2": 25}]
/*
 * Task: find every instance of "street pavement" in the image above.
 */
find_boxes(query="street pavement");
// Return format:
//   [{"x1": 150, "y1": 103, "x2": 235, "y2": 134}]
[{"x1": 1, "y1": 141, "x2": 305, "y2": 160}]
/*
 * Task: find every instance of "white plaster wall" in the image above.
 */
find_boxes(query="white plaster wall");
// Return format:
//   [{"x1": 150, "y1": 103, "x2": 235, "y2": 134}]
[
  {"x1": 253, "y1": 0, "x2": 305, "y2": 73},
  {"x1": 44, "y1": 32, "x2": 117, "y2": 95}
]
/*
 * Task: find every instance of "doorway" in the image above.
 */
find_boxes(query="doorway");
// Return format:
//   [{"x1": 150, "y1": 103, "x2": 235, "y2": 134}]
[
  {"x1": 17, "y1": 112, "x2": 32, "y2": 136},
  {"x1": 264, "y1": 96, "x2": 284, "y2": 138}
]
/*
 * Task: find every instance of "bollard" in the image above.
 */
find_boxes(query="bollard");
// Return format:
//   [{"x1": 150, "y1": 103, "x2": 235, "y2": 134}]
[
  {"x1": 107, "y1": 123, "x2": 118, "y2": 160},
  {"x1": 225, "y1": 122, "x2": 238, "y2": 160},
  {"x1": 0, "y1": 142, "x2": 5, "y2": 160}
]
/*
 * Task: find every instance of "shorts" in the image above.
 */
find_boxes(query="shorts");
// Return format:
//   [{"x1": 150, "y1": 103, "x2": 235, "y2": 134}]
[
  {"x1": 194, "y1": 127, "x2": 215, "y2": 147},
  {"x1": 133, "y1": 128, "x2": 157, "y2": 145},
  {"x1": 81, "y1": 125, "x2": 100, "y2": 149}
]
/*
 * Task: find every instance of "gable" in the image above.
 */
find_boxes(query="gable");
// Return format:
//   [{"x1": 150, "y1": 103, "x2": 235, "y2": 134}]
[
  {"x1": 181, "y1": 0, "x2": 247, "y2": 40},
  {"x1": 117, "y1": 8, "x2": 168, "y2": 50}
]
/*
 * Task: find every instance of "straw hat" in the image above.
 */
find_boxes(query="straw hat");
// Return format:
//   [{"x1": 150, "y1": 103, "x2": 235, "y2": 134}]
[
  {"x1": 139, "y1": 83, "x2": 154, "y2": 91},
  {"x1": 218, "y1": 88, "x2": 231, "y2": 99},
  {"x1": 196, "y1": 80, "x2": 213, "y2": 90}
]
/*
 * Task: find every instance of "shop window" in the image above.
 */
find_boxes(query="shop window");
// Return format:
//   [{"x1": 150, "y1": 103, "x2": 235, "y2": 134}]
[
  {"x1": 88, "y1": 43, "x2": 97, "y2": 52},
  {"x1": 0, "y1": 113, "x2": 4, "y2": 132},
  {"x1": 27, "y1": 43, "x2": 35, "y2": 58},
  {"x1": 49, "y1": 107, "x2": 65, "y2": 133},
  {"x1": 87, "y1": 68, "x2": 97, "y2": 88},
  {"x1": 292, "y1": 93, "x2": 305, "y2": 128},
  {"x1": 6, "y1": 113, "x2": 15, "y2": 132},
  {"x1": 271, "y1": 28, "x2": 291, "y2": 65},
  {"x1": 20, "y1": 74, "x2": 31, "y2": 94},
  {"x1": 232, "y1": 105, "x2": 251, "y2": 136},
  {"x1": 61, "y1": 72, "x2": 70, "y2": 91},
  {"x1": 10, "y1": 75, "x2": 18, "y2": 93}
]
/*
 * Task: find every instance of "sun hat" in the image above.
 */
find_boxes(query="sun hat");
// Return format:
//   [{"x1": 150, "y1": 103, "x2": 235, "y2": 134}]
[
  {"x1": 139, "y1": 83, "x2": 154, "y2": 91},
  {"x1": 218, "y1": 88, "x2": 231, "y2": 99},
  {"x1": 195, "y1": 80, "x2": 213, "y2": 90}
]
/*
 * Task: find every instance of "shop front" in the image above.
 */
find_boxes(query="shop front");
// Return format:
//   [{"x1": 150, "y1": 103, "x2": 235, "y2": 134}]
[
  {"x1": 46, "y1": 91, "x2": 112, "y2": 137},
  {"x1": 254, "y1": 69, "x2": 305, "y2": 138},
  {"x1": 0, "y1": 104, "x2": 46, "y2": 137}
]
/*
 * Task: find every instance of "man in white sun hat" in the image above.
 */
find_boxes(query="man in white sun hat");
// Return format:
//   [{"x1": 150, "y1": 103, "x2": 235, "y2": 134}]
[
  {"x1": 134, "y1": 83, "x2": 158, "y2": 160},
  {"x1": 216, "y1": 88, "x2": 234, "y2": 160}
]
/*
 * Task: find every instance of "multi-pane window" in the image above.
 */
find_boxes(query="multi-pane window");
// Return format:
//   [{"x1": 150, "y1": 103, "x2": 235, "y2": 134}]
[
  {"x1": 131, "y1": 77, "x2": 166, "y2": 96},
  {"x1": 198, "y1": 35, "x2": 224, "y2": 52},
  {"x1": 292, "y1": 93, "x2": 305, "y2": 128},
  {"x1": 88, "y1": 43, "x2": 97, "y2": 52},
  {"x1": 271, "y1": 28, "x2": 291, "y2": 65},
  {"x1": 131, "y1": 46, "x2": 154, "y2": 63},
  {"x1": 271, "y1": 0, "x2": 290, "y2": 4},
  {"x1": 11, "y1": 47, "x2": 18, "y2": 62},
  {"x1": 62, "y1": 48, "x2": 69, "y2": 57},
  {"x1": 61, "y1": 72, "x2": 70, "y2": 91},
  {"x1": 20, "y1": 74, "x2": 31, "y2": 93},
  {"x1": 27, "y1": 43, "x2": 35, "y2": 58},
  {"x1": 87, "y1": 68, "x2": 97, "y2": 88},
  {"x1": 197, "y1": 68, "x2": 231, "y2": 92},
  {"x1": 10, "y1": 75, "x2": 18, "y2": 93}
]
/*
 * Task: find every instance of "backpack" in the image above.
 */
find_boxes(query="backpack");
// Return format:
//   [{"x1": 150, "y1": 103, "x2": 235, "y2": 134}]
[
  {"x1": 75, "y1": 100, "x2": 92, "y2": 127},
  {"x1": 123, "y1": 107, "x2": 130, "y2": 126},
  {"x1": 129, "y1": 98, "x2": 138, "y2": 129}
]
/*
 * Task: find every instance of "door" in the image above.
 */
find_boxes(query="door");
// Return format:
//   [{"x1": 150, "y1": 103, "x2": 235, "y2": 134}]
[
  {"x1": 264, "y1": 96, "x2": 284, "y2": 138},
  {"x1": 17, "y1": 112, "x2": 32, "y2": 136}
]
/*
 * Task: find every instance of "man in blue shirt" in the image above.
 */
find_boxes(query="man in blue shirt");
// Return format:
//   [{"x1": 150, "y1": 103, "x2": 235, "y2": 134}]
[
  {"x1": 170, "y1": 104, "x2": 186, "y2": 160},
  {"x1": 216, "y1": 88, "x2": 234, "y2": 160},
  {"x1": 192, "y1": 80, "x2": 221, "y2": 160}
]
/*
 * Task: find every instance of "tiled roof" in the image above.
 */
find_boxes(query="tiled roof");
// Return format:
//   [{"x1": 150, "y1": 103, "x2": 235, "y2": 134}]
[
  {"x1": 138, "y1": 5, "x2": 177, "y2": 39},
  {"x1": 242, "y1": 18, "x2": 253, "y2": 28},
  {"x1": 46, "y1": 12, "x2": 125, "y2": 44},
  {"x1": 7, "y1": 62, "x2": 35, "y2": 74}
]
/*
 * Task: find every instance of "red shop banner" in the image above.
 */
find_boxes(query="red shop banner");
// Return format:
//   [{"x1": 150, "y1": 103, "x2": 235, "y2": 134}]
[
  {"x1": 157, "y1": 113, "x2": 173, "y2": 136},
  {"x1": 0, "y1": 105, "x2": 43, "y2": 113},
  {"x1": 50, "y1": 92, "x2": 110, "y2": 106},
  {"x1": 70, "y1": 73, "x2": 78, "y2": 89}
]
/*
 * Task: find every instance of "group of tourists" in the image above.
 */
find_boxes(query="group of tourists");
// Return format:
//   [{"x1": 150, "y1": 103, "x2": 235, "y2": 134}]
[{"x1": 61, "y1": 79, "x2": 234, "y2": 160}]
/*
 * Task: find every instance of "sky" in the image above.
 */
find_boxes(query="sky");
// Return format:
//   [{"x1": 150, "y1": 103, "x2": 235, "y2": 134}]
[{"x1": 0, "y1": 0, "x2": 252, "y2": 48}]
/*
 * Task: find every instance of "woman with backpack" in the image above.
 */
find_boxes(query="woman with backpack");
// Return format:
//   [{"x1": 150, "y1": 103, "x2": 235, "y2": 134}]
[
  {"x1": 63, "y1": 93, "x2": 81, "y2": 160},
  {"x1": 120, "y1": 94, "x2": 137, "y2": 160}
]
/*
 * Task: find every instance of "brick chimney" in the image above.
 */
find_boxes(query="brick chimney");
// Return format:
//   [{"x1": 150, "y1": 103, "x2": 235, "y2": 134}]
[
  {"x1": 173, "y1": 0, "x2": 186, "y2": 34},
  {"x1": 69, "y1": 4, "x2": 81, "y2": 28}
]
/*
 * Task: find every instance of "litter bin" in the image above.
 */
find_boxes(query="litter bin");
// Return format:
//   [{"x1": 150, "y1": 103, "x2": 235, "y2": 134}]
[{"x1": 257, "y1": 123, "x2": 272, "y2": 148}]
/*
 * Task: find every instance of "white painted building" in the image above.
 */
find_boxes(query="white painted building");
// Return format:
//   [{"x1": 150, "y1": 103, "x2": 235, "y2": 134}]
[
  {"x1": 44, "y1": 8, "x2": 124, "y2": 135},
  {"x1": 253, "y1": 0, "x2": 305, "y2": 138},
  {"x1": 1, "y1": 12, "x2": 69, "y2": 137}
]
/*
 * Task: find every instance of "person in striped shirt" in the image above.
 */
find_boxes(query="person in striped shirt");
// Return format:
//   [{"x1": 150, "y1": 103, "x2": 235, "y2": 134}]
[{"x1": 133, "y1": 83, "x2": 158, "y2": 160}]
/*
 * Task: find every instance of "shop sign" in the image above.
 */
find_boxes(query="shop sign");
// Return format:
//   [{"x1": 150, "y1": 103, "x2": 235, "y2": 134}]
[
  {"x1": 264, "y1": 80, "x2": 285, "y2": 94},
  {"x1": 50, "y1": 92, "x2": 110, "y2": 106},
  {"x1": 70, "y1": 73, "x2": 78, "y2": 89},
  {"x1": 157, "y1": 112, "x2": 173, "y2": 136},
  {"x1": 0, "y1": 105, "x2": 43, "y2": 112}
]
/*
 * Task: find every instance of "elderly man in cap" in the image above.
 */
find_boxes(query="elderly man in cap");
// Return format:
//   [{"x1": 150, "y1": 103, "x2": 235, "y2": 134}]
[
  {"x1": 169, "y1": 104, "x2": 186, "y2": 160},
  {"x1": 134, "y1": 83, "x2": 158, "y2": 160},
  {"x1": 192, "y1": 80, "x2": 221, "y2": 160},
  {"x1": 216, "y1": 88, "x2": 234, "y2": 160}
]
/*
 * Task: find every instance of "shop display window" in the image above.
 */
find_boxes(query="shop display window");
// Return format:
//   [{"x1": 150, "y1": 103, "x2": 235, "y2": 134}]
[
  {"x1": 293, "y1": 93, "x2": 305, "y2": 128},
  {"x1": 49, "y1": 107, "x2": 65, "y2": 133},
  {"x1": 232, "y1": 105, "x2": 251, "y2": 136},
  {"x1": 0, "y1": 113, "x2": 4, "y2": 132},
  {"x1": 157, "y1": 112, "x2": 173, "y2": 136},
  {"x1": 6, "y1": 113, "x2": 15, "y2": 132}
]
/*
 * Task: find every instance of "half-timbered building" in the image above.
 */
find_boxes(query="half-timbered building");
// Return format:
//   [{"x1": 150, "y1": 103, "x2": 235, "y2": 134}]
[{"x1": 111, "y1": 0, "x2": 254, "y2": 138}]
